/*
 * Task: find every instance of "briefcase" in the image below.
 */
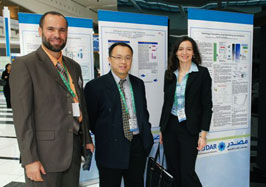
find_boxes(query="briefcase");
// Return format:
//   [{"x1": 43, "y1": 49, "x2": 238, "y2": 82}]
[{"x1": 146, "y1": 144, "x2": 175, "y2": 187}]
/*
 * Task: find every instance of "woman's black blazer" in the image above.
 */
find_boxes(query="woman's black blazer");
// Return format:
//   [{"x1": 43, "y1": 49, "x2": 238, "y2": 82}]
[{"x1": 159, "y1": 66, "x2": 213, "y2": 135}]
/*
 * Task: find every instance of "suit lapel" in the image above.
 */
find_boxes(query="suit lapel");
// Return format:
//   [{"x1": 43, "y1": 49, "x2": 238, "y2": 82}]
[
  {"x1": 36, "y1": 47, "x2": 68, "y2": 92},
  {"x1": 104, "y1": 72, "x2": 121, "y2": 107},
  {"x1": 167, "y1": 75, "x2": 177, "y2": 107},
  {"x1": 186, "y1": 71, "x2": 197, "y2": 92},
  {"x1": 63, "y1": 57, "x2": 80, "y2": 98}
]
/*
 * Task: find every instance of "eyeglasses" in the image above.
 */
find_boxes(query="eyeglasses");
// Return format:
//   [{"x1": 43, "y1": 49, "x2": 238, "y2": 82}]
[{"x1": 111, "y1": 56, "x2": 132, "y2": 62}]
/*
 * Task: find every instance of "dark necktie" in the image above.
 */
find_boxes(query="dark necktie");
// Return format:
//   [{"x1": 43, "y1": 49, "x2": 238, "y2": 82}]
[
  {"x1": 56, "y1": 62, "x2": 80, "y2": 134},
  {"x1": 119, "y1": 79, "x2": 133, "y2": 141},
  {"x1": 56, "y1": 62, "x2": 68, "y2": 81}
]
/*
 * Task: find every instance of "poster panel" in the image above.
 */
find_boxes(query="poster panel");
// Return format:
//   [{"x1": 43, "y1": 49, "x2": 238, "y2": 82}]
[
  {"x1": 98, "y1": 10, "x2": 168, "y2": 127},
  {"x1": 188, "y1": 8, "x2": 253, "y2": 187},
  {"x1": 18, "y1": 13, "x2": 94, "y2": 83}
]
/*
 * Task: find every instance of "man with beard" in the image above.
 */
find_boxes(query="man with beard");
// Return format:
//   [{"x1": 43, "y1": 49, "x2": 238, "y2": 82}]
[{"x1": 9, "y1": 11, "x2": 94, "y2": 187}]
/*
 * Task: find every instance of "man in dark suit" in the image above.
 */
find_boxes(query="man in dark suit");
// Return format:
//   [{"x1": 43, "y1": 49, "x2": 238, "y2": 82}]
[
  {"x1": 10, "y1": 11, "x2": 94, "y2": 187},
  {"x1": 84, "y1": 42, "x2": 154, "y2": 187}
]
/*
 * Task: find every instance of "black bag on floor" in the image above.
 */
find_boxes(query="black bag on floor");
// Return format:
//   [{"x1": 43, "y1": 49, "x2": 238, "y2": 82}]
[{"x1": 146, "y1": 144, "x2": 175, "y2": 187}]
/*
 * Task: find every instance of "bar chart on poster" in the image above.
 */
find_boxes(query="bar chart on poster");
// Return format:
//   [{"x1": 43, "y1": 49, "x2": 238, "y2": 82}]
[
  {"x1": 188, "y1": 8, "x2": 253, "y2": 187},
  {"x1": 18, "y1": 13, "x2": 94, "y2": 83},
  {"x1": 98, "y1": 10, "x2": 168, "y2": 127}
]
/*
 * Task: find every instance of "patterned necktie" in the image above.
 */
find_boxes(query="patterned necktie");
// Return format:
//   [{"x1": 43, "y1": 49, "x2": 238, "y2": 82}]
[
  {"x1": 119, "y1": 79, "x2": 133, "y2": 141},
  {"x1": 56, "y1": 62, "x2": 68, "y2": 81},
  {"x1": 56, "y1": 62, "x2": 80, "y2": 134}
]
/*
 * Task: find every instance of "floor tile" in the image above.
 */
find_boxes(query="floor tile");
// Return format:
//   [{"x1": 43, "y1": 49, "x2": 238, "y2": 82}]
[{"x1": 0, "y1": 125, "x2": 16, "y2": 137}]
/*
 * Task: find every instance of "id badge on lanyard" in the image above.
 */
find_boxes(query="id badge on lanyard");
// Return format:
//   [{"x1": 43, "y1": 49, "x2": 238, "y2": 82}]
[
  {"x1": 177, "y1": 108, "x2": 186, "y2": 122},
  {"x1": 72, "y1": 103, "x2": 80, "y2": 117},
  {"x1": 129, "y1": 118, "x2": 138, "y2": 132}
]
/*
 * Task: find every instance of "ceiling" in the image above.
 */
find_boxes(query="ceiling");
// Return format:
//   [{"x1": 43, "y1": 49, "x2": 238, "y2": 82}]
[
  {"x1": 118, "y1": 0, "x2": 266, "y2": 13},
  {"x1": 1, "y1": 0, "x2": 266, "y2": 26},
  {"x1": 70, "y1": 0, "x2": 117, "y2": 11}
]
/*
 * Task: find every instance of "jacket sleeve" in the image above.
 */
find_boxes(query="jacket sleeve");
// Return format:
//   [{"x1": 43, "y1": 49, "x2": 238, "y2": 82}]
[
  {"x1": 200, "y1": 68, "x2": 213, "y2": 131},
  {"x1": 1, "y1": 71, "x2": 7, "y2": 80},
  {"x1": 84, "y1": 80, "x2": 98, "y2": 134},
  {"x1": 159, "y1": 70, "x2": 170, "y2": 131},
  {"x1": 76, "y1": 64, "x2": 92, "y2": 144},
  {"x1": 9, "y1": 58, "x2": 39, "y2": 166}
]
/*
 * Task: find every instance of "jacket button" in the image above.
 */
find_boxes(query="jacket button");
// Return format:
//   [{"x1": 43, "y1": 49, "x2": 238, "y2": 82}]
[
  {"x1": 109, "y1": 108, "x2": 111, "y2": 112},
  {"x1": 68, "y1": 128, "x2": 73, "y2": 133},
  {"x1": 68, "y1": 111, "x2": 72, "y2": 115}
]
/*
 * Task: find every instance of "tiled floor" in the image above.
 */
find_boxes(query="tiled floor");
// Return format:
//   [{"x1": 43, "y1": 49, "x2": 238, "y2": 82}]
[
  {"x1": 0, "y1": 94, "x2": 99, "y2": 187},
  {"x1": 0, "y1": 92, "x2": 265, "y2": 187},
  {"x1": 0, "y1": 96, "x2": 24, "y2": 187}
]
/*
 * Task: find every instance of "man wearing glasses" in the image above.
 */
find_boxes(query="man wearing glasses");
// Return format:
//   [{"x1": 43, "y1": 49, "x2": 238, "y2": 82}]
[{"x1": 84, "y1": 42, "x2": 153, "y2": 187}]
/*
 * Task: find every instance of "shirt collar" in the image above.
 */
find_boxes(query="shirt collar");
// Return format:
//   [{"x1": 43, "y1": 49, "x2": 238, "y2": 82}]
[
  {"x1": 111, "y1": 70, "x2": 129, "y2": 84},
  {"x1": 42, "y1": 45, "x2": 63, "y2": 66},
  {"x1": 174, "y1": 62, "x2": 199, "y2": 77}
]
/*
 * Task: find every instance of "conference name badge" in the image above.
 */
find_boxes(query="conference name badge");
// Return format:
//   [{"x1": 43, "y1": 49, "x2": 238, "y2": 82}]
[
  {"x1": 129, "y1": 118, "x2": 138, "y2": 132},
  {"x1": 177, "y1": 108, "x2": 186, "y2": 122},
  {"x1": 72, "y1": 103, "x2": 80, "y2": 117}
]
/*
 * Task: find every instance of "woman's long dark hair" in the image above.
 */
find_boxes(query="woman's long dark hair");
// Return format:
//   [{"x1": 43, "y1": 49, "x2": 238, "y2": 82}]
[
  {"x1": 166, "y1": 36, "x2": 202, "y2": 80},
  {"x1": 4, "y1": 63, "x2": 11, "y2": 72}
]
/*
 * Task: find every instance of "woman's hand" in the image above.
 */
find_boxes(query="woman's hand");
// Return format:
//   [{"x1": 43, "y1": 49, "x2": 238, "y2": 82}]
[
  {"x1": 197, "y1": 131, "x2": 208, "y2": 151},
  {"x1": 197, "y1": 136, "x2": 207, "y2": 151}
]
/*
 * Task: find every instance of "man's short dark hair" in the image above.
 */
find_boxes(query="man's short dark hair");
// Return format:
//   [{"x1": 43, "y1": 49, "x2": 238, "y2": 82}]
[
  {"x1": 108, "y1": 42, "x2": 133, "y2": 57},
  {"x1": 39, "y1": 11, "x2": 68, "y2": 28}
]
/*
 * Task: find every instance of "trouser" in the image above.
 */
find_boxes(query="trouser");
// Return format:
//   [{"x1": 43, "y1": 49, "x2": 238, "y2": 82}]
[
  {"x1": 98, "y1": 135, "x2": 146, "y2": 187},
  {"x1": 25, "y1": 134, "x2": 82, "y2": 187},
  {"x1": 4, "y1": 88, "x2": 11, "y2": 108},
  {"x1": 163, "y1": 114, "x2": 202, "y2": 187}
]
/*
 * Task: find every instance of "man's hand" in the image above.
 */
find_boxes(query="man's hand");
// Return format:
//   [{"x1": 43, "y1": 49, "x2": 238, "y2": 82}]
[
  {"x1": 25, "y1": 161, "x2": 46, "y2": 182},
  {"x1": 86, "y1": 143, "x2": 94, "y2": 152}
]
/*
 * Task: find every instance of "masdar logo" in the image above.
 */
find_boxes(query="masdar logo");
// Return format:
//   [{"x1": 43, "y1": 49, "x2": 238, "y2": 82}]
[{"x1": 218, "y1": 142, "x2": 226, "y2": 151}]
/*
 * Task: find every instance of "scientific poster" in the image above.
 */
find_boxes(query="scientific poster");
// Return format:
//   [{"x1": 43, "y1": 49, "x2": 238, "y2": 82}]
[
  {"x1": 98, "y1": 10, "x2": 168, "y2": 126},
  {"x1": 18, "y1": 13, "x2": 94, "y2": 83},
  {"x1": 188, "y1": 8, "x2": 253, "y2": 187}
]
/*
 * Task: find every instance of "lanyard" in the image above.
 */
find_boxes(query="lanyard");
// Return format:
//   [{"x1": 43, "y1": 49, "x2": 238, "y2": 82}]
[
  {"x1": 57, "y1": 63, "x2": 76, "y2": 98},
  {"x1": 117, "y1": 82, "x2": 136, "y2": 114}
]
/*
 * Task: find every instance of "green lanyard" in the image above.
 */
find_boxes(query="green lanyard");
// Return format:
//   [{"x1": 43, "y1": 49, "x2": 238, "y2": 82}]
[
  {"x1": 57, "y1": 63, "x2": 76, "y2": 98},
  {"x1": 117, "y1": 81, "x2": 136, "y2": 115}
]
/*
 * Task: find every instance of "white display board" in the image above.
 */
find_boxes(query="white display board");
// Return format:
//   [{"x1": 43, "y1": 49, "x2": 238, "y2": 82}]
[
  {"x1": 18, "y1": 13, "x2": 94, "y2": 83},
  {"x1": 188, "y1": 8, "x2": 253, "y2": 187},
  {"x1": 98, "y1": 10, "x2": 168, "y2": 127}
]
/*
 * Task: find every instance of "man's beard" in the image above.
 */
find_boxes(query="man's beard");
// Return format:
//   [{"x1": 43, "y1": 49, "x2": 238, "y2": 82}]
[{"x1": 42, "y1": 34, "x2": 67, "y2": 52}]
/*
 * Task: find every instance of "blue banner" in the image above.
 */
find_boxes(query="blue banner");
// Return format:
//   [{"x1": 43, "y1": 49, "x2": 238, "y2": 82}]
[{"x1": 98, "y1": 10, "x2": 168, "y2": 26}]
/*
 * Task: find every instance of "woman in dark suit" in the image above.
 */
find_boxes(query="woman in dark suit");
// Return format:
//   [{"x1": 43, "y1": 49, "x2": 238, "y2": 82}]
[
  {"x1": 159, "y1": 36, "x2": 213, "y2": 187},
  {"x1": 1, "y1": 63, "x2": 11, "y2": 108}
]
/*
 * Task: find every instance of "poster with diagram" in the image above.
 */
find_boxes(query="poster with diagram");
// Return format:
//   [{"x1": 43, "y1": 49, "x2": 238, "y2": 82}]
[
  {"x1": 188, "y1": 8, "x2": 253, "y2": 187},
  {"x1": 18, "y1": 13, "x2": 94, "y2": 83},
  {"x1": 98, "y1": 10, "x2": 168, "y2": 127}
]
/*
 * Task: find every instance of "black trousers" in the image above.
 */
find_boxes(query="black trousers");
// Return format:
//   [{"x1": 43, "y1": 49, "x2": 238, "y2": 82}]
[
  {"x1": 98, "y1": 135, "x2": 146, "y2": 187},
  {"x1": 3, "y1": 87, "x2": 11, "y2": 108},
  {"x1": 25, "y1": 134, "x2": 82, "y2": 187},
  {"x1": 162, "y1": 114, "x2": 202, "y2": 187}
]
